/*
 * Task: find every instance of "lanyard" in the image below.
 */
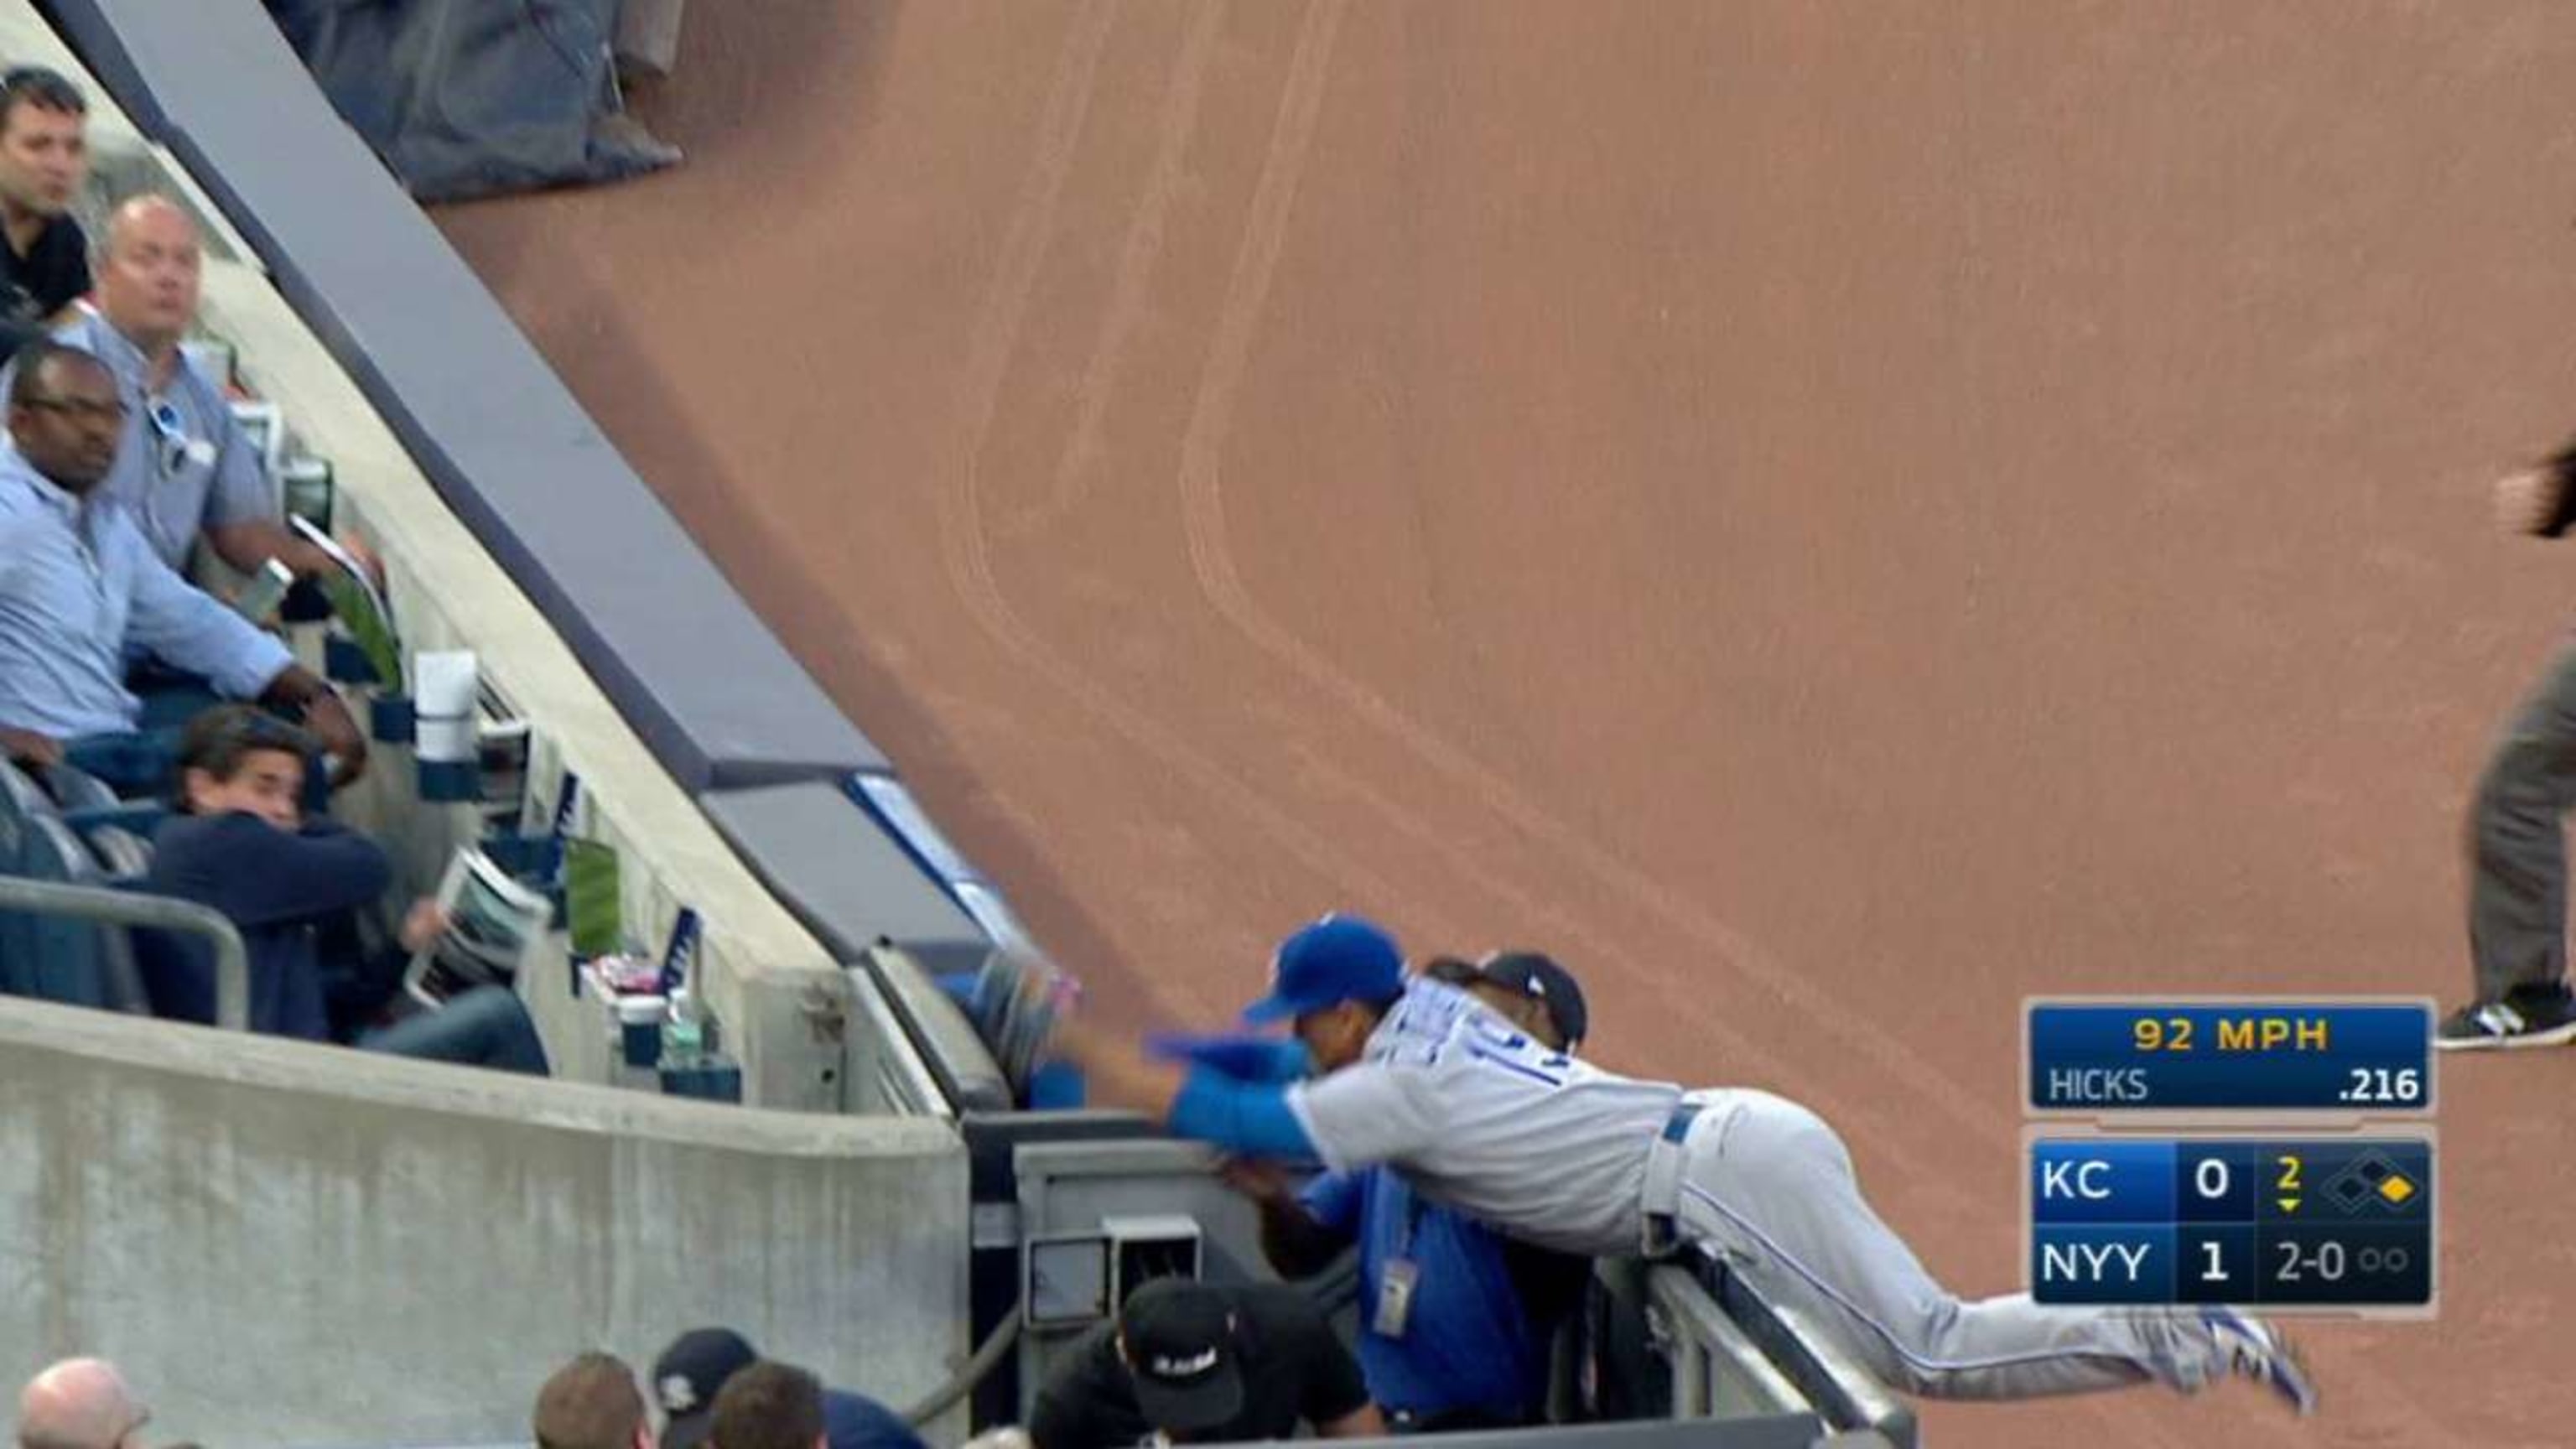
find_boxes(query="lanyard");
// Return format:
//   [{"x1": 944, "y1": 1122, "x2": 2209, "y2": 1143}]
[{"x1": 1389, "y1": 1173, "x2": 1429, "y2": 1257}]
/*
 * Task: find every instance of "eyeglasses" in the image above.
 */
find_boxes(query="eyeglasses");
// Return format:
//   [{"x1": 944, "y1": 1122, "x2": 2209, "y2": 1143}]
[{"x1": 21, "y1": 394, "x2": 127, "y2": 423}]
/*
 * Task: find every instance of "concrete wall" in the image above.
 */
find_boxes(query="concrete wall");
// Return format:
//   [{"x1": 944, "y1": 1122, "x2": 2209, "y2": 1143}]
[{"x1": 0, "y1": 997, "x2": 969, "y2": 1447}]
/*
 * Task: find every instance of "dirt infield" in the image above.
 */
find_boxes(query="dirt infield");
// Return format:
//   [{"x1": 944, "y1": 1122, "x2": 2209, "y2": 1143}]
[{"x1": 436, "y1": 3, "x2": 2576, "y2": 1442}]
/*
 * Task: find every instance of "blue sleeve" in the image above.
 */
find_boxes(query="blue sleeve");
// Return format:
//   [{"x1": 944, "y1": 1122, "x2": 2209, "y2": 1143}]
[
  {"x1": 1169, "y1": 1067, "x2": 1317, "y2": 1158},
  {"x1": 118, "y1": 520, "x2": 292, "y2": 698},
  {"x1": 1297, "y1": 1169, "x2": 1364, "y2": 1236},
  {"x1": 151, "y1": 813, "x2": 392, "y2": 928}
]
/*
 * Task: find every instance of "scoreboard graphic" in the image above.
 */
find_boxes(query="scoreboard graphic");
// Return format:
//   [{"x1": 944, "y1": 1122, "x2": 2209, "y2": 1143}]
[
  {"x1": 2029, "y1": 1137, "x2": 2433, "y2": 1307},
  {"x1": 2021, "y1": 998, "x2": 2438, "y2": 1317}
]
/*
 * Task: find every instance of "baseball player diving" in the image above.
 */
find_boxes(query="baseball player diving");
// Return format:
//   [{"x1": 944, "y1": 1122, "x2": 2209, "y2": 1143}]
[{"x1": 1037, "y1": 913, "x2": 2319, "y2": 1420}]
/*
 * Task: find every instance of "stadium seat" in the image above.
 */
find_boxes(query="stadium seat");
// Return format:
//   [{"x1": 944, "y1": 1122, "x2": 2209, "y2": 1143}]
[
  {"x1": 80, "y1": 823, "x2": 158, "y2": 1015},
  {"x1": 0, "y1": 756, "x2": 52, "y2": 868},
  {"x1": 0, "y1": 761, "x2": 61, "y2": 991},
  {"x1": 9, "y1": 814, "x2": 114, "y2": 1010},
  {"x1": 36, "y1": 761, "x2": 125, "y2": 812},
  {"x1": 83, "y1": 822, "x2": 155, "y2": 880}
]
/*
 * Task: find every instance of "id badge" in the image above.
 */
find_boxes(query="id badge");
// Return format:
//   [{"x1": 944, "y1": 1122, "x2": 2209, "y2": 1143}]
[{"x1": 1373, "y1": 1257, "x2": 1421, "y2": 1338}]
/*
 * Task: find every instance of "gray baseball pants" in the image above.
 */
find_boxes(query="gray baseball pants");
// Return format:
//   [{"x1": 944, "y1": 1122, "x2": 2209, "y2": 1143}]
[
  {"x1": 1654, "y1": 1090, "x2": 2235, "y2": 1400},
  {"x1": 2467, "y1": 637, "x2": 2576, "y2": 999}
]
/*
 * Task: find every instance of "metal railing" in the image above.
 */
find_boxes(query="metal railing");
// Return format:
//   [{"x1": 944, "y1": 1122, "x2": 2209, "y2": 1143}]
[
  {"x1": 1654, "y1": 1254, "x2": 1919, "y2": 1447},
  {"x1": 0, "y1": 875, "x2": 249, "y2": 1030}
]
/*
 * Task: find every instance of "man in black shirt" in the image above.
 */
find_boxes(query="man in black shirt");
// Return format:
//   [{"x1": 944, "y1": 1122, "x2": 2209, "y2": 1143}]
[
  {"x1": 0, "y1": 67, "x2": 91, "y2": 360},
  {"x1": 1029, "y1": 1278, "x2": 1380, "y2": 1449}
]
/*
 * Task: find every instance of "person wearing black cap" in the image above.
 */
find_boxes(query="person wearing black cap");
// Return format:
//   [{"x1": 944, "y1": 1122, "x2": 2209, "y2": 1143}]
[
  {"x1": 1027, "y1": 1277, "x2": 1380, "y2": 1449},
  {"x1": 1462, "y1": 951, "x2": 1587, "y2": 1052},
  {"x1": 652, "y1": 1328, "x2": 922, "y2": 1449},
  {"x1": 1226, "y1": 952, "x2": 1592, "y2": 1433}
]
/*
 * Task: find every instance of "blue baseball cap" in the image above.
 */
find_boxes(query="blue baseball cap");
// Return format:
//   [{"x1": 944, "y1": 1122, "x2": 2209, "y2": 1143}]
[{"x1": 1241, "y1": 914, "x2": 1405, "y2": 1025}]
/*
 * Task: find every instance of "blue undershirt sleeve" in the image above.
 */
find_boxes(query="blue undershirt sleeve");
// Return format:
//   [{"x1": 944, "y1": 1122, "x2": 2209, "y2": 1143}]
[{"x1": 1169, "y1": 1066, "x2": 1317, "y2": 1157}]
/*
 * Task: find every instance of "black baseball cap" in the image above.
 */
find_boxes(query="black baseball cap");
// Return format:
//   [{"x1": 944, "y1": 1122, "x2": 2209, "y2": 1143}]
[
  {"x1": 1475, "y1": 951, "x2": 1588, "y2": 1048},
  {"x1": 652, "y1": 1327, "x2": 757, "y2": 1449},
  {"x1": 1416, "y1": 955, "x2": 1481, "y2": 986},
  {"x1": 1117, "y1": 1279, "x2": 1243, "y2": 1436}
]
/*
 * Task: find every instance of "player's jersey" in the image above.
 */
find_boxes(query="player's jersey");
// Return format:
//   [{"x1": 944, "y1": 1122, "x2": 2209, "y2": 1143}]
[{"x1": 1284, "y1": 977, "x2": 1685, "y2": 1257}]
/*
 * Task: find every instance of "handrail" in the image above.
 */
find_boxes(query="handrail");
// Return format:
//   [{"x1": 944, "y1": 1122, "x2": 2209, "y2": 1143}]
[
  {"x1": 1701, "y1": 1256, "x2": 1918, "y2": 1446},
  {"x1": 861, "y1": 941, "x2": 1014, "y2": 1114},
  {"x1": 0, "y1": 876, "x2": 249, "y2": 1030}
]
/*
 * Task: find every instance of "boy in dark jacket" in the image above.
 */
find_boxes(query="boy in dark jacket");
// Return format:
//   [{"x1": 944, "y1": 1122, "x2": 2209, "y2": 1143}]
[{"x1": 139, "y1": 704, "x2": 548, "y2": 1073}]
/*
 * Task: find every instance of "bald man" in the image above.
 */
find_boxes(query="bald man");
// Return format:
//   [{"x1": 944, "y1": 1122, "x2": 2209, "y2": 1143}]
[
  {"x1": 15, "y1": 1357, "x2": 150, "y2": 1449},
  {"x1": 51, "y1": 194, "x2": 353, "y2": 579}
]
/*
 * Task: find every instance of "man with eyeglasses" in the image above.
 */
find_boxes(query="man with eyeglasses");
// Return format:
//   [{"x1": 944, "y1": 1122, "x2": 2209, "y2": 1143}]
[
  {"x1": 0, "y1": 67, "x2": 91, "y2": 362},
  {"x1": 0, "y1": 340, "x2": 366, "y2": 787},
  {"x1": 13, "y1": 1356, "x2": 150, "y2": 1449},
  {"x1": 55, "y1": 195, "x2": 357, "y2": 579}
]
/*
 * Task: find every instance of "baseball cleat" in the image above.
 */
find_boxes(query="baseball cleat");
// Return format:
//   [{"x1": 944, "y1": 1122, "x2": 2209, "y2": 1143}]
[
  {"x1": 2205, "y1": 1307, "x2": 2318, "y2": 1417},
  {"x1": 2436, "y1": 984, "x2": 2576, "y2": 1052}
]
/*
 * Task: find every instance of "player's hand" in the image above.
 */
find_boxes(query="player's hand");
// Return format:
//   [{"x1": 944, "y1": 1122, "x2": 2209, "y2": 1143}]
[
  {"x1": 1216, "y1": 1156, "x2": 1299, "y2": 1203},
  {"x1": 0, "y1": 725, "x2": 63, "y2": 768},
  {"x1": 2495, "y1": 466, "x2": 2568, "y2": 537},
  {"x1": 1145, "y1": 1031, "x2": 1311, "y2": 1083},
  {"x1": 972, "y1": 949, "x2": 1083, "y2": 1095}
]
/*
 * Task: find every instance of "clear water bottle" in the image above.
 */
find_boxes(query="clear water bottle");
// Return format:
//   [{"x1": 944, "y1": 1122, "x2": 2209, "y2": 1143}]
[{"x1": 662, "y1": 986, "x2": 704, "y2": 1067}]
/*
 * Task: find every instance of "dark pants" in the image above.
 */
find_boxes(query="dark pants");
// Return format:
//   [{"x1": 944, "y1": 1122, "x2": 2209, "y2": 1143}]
[
  {"x1": 2467, "y1": 637, "x2": 2576, "y2": 1000},
  {"x1": 361, "y1": 985, "x2": 552, "y2": 1076}
]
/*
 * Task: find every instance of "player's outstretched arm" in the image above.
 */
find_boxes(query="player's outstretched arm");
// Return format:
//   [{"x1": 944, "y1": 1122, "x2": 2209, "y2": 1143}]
[
  {"x1": 1053, "y1": 1015, "x2": 1319, "y2": 1160},
  {"x1": 1051, "y1": 1013, "x2": 1187, "y2": 1120}
]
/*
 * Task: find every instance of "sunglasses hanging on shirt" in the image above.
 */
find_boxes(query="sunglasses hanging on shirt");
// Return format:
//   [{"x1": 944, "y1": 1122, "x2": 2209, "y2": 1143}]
[{"x1": 145, "y1": 395, "x2": 215, "y2": 477}]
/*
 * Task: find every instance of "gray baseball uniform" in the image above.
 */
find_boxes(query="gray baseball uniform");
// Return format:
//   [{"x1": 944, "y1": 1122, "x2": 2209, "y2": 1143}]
[{"x1": 1285, "y1": 978, "x2": 2237, "y2": 1402}]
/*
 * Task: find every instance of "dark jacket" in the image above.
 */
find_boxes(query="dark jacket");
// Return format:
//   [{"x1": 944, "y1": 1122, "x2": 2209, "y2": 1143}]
[{"x1": 139, "y1": 811, "x2": 391, "y2": 1040}]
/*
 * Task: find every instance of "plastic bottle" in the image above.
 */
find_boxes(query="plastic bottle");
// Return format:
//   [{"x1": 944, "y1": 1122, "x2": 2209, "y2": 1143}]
[{"x1": 662, "y1": 985, "x2": 704, "y2": 1067}]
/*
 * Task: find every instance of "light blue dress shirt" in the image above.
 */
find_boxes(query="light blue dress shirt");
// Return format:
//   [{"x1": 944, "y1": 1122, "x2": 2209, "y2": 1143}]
[
  {"x1": 52, "y1": 307, "x2": 276, "y2": 572},
  {"x1": 0, "y1": 442, "x2": 293, "y2": 739}
]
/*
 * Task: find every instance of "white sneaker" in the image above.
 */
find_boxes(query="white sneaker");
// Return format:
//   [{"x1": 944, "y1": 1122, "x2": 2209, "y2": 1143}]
[{"x1": 2205, "y1": 1307, "x2": 2319, "y2": 1417}]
